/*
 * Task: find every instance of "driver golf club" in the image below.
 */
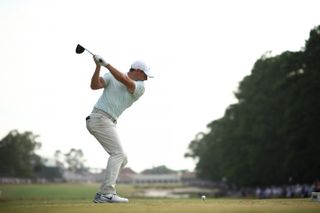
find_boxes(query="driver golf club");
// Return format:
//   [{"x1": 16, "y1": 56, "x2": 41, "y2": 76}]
[
  {"x1": 75, "y1": 44, "x2": 95, "y2": 55},
  {"x1": 76, "y1": 44, "x2": 95, "y2": 55},
  {"x1": 76, "y1": 44, "x2": 104, "y2": 63}
]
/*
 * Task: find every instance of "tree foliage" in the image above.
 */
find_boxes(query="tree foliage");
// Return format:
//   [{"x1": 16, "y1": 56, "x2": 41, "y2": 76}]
[
  {"x1": 141, "y1": 165, "x2": 176, "y2": 174},
  {"x1": 0, "y1": 130, "x2": 42, "y2": 178},
  {"x1": 186, "y1": 25, "x2": 320, "y2": 187},
  {"x1": 54, "y1": 148, "x2": 87, "y2": 173}
]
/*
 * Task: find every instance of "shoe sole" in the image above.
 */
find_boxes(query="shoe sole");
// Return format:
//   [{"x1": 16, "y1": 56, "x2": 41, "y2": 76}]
[
  {"x1": 93, "y1": 199, "x2": 112, "y2": 203},
  {"x1": 93, "y1": 199, "x2": 128, "y2": 203}
]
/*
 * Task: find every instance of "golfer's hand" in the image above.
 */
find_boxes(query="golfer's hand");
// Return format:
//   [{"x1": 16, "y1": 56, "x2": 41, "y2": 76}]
[{"x1": 94, "y1": 55, "x2": 109, "y2": 67}]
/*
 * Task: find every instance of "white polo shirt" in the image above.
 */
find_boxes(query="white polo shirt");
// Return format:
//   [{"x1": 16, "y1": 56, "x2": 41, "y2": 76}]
[{"x1": 94, "y1": 73, "x2": 145, "y2": 120}]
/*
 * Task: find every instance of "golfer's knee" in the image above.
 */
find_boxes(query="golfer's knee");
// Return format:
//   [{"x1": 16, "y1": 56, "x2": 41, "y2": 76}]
[
  {"x1": 112, "y1": 152, "x2": 127, "y2": 166},
  {"x1": 121, "y1": 154, "x2": 128, "y2": 168}
]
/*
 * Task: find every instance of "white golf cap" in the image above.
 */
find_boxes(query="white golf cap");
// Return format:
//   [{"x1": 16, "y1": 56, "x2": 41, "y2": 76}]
[{"x1": 131, "y1": 60, "x2": 154, "y2": 78}]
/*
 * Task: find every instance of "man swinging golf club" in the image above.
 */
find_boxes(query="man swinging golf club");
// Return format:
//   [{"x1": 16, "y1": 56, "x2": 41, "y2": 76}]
[{"x1": 86, "y1": 54, "x2": 153, "y2": 203}]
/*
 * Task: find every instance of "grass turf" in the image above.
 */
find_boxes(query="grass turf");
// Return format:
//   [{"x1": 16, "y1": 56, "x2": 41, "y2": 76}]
[{"x1": 0, "y1": 183, "x2": 319, "y2": 213}]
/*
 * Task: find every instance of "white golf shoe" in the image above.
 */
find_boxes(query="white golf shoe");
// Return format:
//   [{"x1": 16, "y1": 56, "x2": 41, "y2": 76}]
[{"x1": 93, "y1": 193, "x2": 129, "y2": 203}]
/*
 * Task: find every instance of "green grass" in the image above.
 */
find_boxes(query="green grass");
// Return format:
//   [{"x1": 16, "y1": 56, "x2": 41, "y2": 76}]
[
  {"x1": 0, "y1": 183, "x2": 319, "y2": 213},
  {"x1": 0, "y1": 183, "x2": 136, "y2": 201}
]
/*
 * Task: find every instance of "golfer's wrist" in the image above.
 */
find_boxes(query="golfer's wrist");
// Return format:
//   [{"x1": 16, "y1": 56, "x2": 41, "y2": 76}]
[{"x1": 95, "y1": 65, "x2": 101, "y2": 71}]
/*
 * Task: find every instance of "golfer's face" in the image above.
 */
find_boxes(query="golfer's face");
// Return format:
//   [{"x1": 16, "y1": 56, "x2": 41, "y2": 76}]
[
  {"x1": 132, "y1": 69, "x2": 147, "y2": 80},
  {"x1": 139, "y1": 70, "x2": 148, "y2": 80}
]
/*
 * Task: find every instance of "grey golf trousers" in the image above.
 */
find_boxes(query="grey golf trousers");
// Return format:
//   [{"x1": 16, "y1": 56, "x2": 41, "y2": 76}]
[{"x1": 86, "y1": 111, "x2": 127, "y2": 195}]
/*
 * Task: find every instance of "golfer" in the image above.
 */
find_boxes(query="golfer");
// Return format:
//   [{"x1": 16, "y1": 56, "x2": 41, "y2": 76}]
[{"x1": 86, "y1": 55, "x2": 153, "y2": 203}]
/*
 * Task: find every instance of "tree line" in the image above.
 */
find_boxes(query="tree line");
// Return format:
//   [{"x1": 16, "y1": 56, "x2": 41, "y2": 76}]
[
  {"x1": 0, "y1": 130, "x2": 86, "y2": 180},
  {"x1": 0, "y1": 130, "x2": 181, "y2": 179},
  {"x1": 186, "y1": 25, "x2": 320, "y2": 187}
]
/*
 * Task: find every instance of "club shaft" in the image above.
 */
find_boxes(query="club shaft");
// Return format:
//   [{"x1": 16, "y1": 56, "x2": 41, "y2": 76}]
[{"x1": 85, "y1": 48, "x2": 95, "y2": 56}]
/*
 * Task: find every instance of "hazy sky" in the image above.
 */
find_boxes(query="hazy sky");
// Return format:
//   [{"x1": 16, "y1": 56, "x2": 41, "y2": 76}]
[{"x1": 1, "y1": 0, "x2": 319, "y2": 172}]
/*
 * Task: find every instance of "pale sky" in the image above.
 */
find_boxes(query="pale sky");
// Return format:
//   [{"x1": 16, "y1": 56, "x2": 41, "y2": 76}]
[{"x1": 1, "y1": 0, "x2": 319, "y2": 172}]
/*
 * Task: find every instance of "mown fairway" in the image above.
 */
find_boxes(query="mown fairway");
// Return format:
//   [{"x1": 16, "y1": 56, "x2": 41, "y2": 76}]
[{"x1": 0, "y1": 183, "x2": 319, "y2": 213}]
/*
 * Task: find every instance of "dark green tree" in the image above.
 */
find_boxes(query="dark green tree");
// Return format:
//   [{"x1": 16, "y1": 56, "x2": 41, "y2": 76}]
[
  {"x1": 186, "y1": 25, "x2": 320, "y2": 187},
  {"x1": 141, "y1": 165, "x2": 176, "y2": 174},
  {"x1": 53, "y1": 148, "x2": 88, "y2": 174},
  {"x1": 0, "y1": 130, "x2": 42, "y2": 178},
  {"x1": 64, "y1": 148, "x2": 86, "y2": 173}
]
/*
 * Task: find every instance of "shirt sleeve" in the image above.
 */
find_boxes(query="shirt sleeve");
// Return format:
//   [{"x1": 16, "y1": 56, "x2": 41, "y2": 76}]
[
  {"x1": 133, "y1": 81, "x2": 145, "y2": 98},
  {"x1": 102, "y1": 73, "x2": 112, "y2": 87}
]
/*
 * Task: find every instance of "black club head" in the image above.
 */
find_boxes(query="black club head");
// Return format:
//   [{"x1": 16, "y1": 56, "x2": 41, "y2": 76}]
[{"x1": 75, "y1": 44, "x2": 85, "y2": 54}]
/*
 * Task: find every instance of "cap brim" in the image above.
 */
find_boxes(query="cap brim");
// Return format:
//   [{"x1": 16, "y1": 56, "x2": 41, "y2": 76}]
[{"x1": 145, "y1": 73, "x2": 154, "y2": 78}]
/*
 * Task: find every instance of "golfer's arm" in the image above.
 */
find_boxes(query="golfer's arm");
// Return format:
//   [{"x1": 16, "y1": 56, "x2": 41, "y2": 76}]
[
  {"x1": 90, "y1": 65, "x2": 105, "y2": 90},
  {"x1": 105, "y1": 64, "x2": 135, "y2": 93}
]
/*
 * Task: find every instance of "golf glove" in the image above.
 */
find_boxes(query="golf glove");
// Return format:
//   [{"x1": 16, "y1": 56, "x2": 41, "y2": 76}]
[{"x1": 94, "y1": 55, "x2": 109, "y2": 66}]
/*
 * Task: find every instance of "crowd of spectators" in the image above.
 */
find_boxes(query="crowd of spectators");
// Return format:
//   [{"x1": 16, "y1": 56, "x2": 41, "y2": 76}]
[
  {"x1": 226, "y1": 180, "x2": 320, "y2": 198},
  {"x1": 255, "y1": 184, "x2": 313, "y2": 198},
  {"x1": 251, "y1": 180, "x2": 320, "y2": 198}
]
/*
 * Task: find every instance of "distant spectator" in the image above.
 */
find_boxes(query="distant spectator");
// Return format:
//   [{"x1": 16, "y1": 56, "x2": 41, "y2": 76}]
[{"x1": 314, "y1": 180, "x2": 320, "y2": 192}]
